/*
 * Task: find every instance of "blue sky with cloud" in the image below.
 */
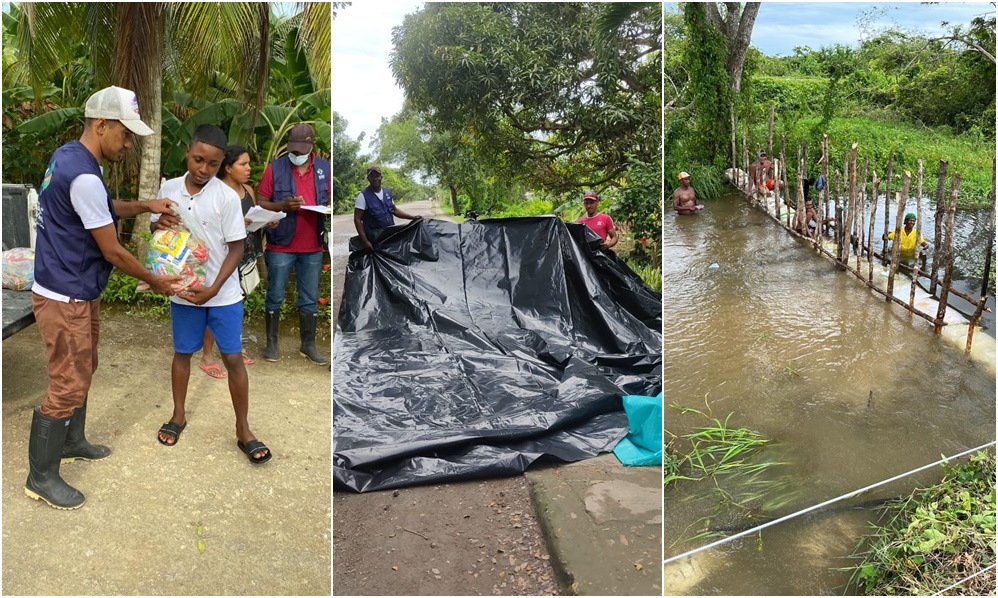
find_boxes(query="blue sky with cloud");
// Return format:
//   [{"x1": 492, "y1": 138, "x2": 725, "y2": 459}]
[
  {"x1": 336, "y1": 2, "x2": 994, "y2": 157},
  {"x1": 667, "y1": 2, "x2": 994, "y2": 56}
]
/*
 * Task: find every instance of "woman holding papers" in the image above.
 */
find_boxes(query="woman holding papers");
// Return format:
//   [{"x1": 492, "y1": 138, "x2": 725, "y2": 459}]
[{"x1": 198, "y1": 145, "x2": 268, "y2": 379}]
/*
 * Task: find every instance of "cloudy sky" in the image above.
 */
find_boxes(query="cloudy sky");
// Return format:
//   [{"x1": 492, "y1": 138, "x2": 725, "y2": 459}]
[{"x1": 334, "y1": 2, "x2": 995, "y2": 156}]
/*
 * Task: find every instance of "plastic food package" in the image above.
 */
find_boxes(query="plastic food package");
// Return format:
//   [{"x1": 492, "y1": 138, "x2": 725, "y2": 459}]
[
  {"x1": 136, "y1": 224, "x2": 209, "y2": 293},
  {"x1": 1, "y1": 247, "x2": 35, "y2": 290}
]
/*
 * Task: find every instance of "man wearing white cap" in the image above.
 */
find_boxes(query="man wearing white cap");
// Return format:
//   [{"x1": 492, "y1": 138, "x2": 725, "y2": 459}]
[
  {"x1": 27, "y1": 86, "x2": 180, "y2": 510},
  {"x1": 673, "y1": 171, "x2": 703, "y2": 215}
]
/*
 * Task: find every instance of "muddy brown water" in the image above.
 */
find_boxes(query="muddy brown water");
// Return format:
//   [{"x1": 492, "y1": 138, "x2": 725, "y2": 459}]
[{"x1": 662, "y1": 191, "x2": 996, "y2": 595}]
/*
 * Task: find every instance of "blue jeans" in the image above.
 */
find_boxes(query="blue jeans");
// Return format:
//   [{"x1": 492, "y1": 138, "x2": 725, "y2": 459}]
[{"x1": 264, "y1": 251, "x2": 323, "y2": 314}]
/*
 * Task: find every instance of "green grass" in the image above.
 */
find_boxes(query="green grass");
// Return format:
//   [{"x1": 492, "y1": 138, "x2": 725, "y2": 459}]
[{"x1": 844, "y1": 450, "x2": 996, "y2": 596}]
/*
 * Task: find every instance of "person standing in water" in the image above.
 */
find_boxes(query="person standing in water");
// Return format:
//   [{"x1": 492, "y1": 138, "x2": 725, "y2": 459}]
[{"x1": 673, "y1": 172, "x2": 703, "y2": 215}]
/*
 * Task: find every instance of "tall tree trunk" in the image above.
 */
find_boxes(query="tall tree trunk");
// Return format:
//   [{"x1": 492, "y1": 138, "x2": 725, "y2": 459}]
[
  {"x1": 704, "y1": 2, "x2": 761, "y2": 94},
  {"x1": 449, "y1": 184, "x2": 460, "y2": 215},
  {"x1": 115, "y1": 3, "x2": 164, "y2": 247}
]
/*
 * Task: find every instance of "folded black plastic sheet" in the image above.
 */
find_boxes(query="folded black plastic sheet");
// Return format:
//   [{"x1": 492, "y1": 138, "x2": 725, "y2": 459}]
[{"x1": 334, "y1": 216, "x2": 662, "y2": 493}]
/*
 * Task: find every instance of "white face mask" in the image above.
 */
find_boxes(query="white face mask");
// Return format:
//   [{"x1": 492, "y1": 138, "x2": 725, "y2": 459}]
[{"x1": 288, "y1": 152, "x2": 310, "y2": 166}]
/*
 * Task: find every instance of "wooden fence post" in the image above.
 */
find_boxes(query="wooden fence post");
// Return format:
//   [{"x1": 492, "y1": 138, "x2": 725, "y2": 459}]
[
  {"x1": 930, "y1": 160, "x2": 948, "y2": 295},
  {"x1": 966, "y1": 158, "x2": 996, "y2": 352},
  {"x1": 908, "y1": 161, "x2": 925, "y2": 313},
  {"x1": 887, "y1": 171, "x2": 912, "y2": 298},
  {"x1": 882, "y1": 152, "x2": 895, "y2": 258},
  {"x1": 868, "y1": 174, "x2": 880, "y2": 283},
  {"x1": 935, "y1": 173, "x2": 961, "y2": 333}
]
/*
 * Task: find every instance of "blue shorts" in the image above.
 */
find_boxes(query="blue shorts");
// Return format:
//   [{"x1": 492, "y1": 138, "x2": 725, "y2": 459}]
[{"x1": 170, "y1": 301, "x2": 244, "y2": 355}]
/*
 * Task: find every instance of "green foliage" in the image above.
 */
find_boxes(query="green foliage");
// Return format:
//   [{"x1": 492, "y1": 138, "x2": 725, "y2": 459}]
[
  {"x1": 488, "y1": 198, "x2": 554, "y2": 218},
  {"x1": 682, "y1": 3, "x2": 731, "y2": 167},
  {"x1": 845, "y1": 450, "x2": 996, "y2": 596},
  {"x1": 614, "y1": 153, "x2": 661, "y2": 245},
  {"x1": 1, "y1": 3, "x2": 331, "y2": 191},
  {"x1": 624, "y1": 259, "x2": 661, "y2": 293},
  {"x1": 390, "y1": 2, "x2": 661, "y2": 194},
  {"x1": 332, "y1": 111, "x2": 367, "y2": 214}
]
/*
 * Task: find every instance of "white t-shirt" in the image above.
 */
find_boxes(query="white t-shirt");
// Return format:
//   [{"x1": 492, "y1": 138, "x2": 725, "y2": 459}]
[
  {"x1": 354, "y1": 189, "x2": 385, "y2": 211},
  {"x1": 33, "y1": 173, "x2": 113, "y2": 302},
  {"x1": 152, "y1": 175, "x2": 246, "y2": 308}
]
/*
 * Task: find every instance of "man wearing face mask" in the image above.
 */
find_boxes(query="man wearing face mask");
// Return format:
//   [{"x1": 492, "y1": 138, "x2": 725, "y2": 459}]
[{"x1": 256, "y1": 123, "x2": 331, "y2": 365}]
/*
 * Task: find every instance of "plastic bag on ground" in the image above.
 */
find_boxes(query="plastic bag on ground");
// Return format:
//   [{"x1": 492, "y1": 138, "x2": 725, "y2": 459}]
[{"x1": 334, "y1": 217, "x2": 662, "y2": 492}]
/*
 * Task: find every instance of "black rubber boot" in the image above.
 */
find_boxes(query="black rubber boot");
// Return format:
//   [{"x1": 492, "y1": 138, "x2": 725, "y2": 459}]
[
  {"x1": 263, "y1": 310, "x2": 280, "y2": 362},
  {"x1": 25, "y1": 407, "x2": 86, "y2": 510},
  {"x1": 62, "y1": 398, "x2": 111, "y2": 463},
  {"x1": 298, "y1": 311, "x2": 327, "y2": 365}
]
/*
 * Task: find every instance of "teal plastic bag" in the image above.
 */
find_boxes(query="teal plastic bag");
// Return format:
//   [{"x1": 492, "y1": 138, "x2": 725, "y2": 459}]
[{"x1": 612, "y1": 393, "x2": 662, "y2": 466}]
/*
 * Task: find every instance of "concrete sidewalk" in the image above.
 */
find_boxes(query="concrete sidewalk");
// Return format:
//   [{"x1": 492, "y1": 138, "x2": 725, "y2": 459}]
[{"x1": 527, "y1": 455, "x2": 663, "y2": 596}]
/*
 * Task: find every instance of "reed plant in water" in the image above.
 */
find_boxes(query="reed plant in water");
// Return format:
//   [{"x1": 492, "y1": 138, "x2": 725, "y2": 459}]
[{"x1": 665, "y1": 401, "x2": 800, "y2": 538}]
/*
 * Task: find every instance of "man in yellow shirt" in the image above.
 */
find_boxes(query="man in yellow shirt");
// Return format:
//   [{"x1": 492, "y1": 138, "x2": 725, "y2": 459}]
[{"x1": 886, "y1": 212, "x2": 929, "y2": 262}]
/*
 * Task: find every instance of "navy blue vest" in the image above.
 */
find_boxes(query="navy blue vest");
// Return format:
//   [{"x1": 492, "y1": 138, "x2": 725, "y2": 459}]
[
  {"x1": 34, "y1": 141, "x2": 117, "y2": 301},
  {"x1": 360, "y1": 186, "x2": 396, "y2": 236},
  {"x1": 264, "y1": 154, "x2": 331, "y2": 247}
]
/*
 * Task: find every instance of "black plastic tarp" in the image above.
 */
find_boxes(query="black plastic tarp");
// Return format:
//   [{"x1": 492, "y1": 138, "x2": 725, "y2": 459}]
[{"x1": 333, "y1": 216, "x2": 662, "y2": 492}]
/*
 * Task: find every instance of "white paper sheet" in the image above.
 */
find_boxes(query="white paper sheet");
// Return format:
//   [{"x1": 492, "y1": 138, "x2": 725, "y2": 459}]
[{"x1": 244, "y1": 206, "x2": 286, "y2": 232}]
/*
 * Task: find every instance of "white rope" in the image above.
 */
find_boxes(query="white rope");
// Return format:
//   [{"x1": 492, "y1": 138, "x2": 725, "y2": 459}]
[
  {"x1": 663, "y1": 440, "x2": 997, "y2": 567},
  {"x1": 932, "y1": 563, "x2": 997, "y2": 596}
]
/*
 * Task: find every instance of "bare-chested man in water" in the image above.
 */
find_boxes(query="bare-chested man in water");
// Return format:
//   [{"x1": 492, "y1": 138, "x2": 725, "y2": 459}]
[{"x1": 673, "y1": 172, "x2": 703, "y2": 215}]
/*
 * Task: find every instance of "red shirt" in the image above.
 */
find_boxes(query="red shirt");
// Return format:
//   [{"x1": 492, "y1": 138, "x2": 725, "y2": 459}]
[
  {"x1": 577, "y1": 213, "x2": 615, "y2": 241},
  {"x1": 258, "y1": 159, "x2": 322, "y2": 253}
]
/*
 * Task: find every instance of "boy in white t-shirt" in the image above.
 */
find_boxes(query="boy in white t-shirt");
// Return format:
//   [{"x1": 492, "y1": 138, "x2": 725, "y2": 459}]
[{"x1": 150, "y1": 124, "x2": 271, "y2": 464}]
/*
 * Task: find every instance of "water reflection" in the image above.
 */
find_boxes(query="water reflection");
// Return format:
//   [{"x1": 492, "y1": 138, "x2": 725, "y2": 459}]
[{"x1": 662, "y1": 192, "x2": 996, "y2": 595}]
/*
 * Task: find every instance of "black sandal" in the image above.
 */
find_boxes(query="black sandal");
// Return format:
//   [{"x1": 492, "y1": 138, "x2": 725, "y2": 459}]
[
  {"x1": 157, "y1": 421, "x2": 187, "y2": 446},
  {"x1": 237, "y1": 439, "x2": 272, "y2": 464}
]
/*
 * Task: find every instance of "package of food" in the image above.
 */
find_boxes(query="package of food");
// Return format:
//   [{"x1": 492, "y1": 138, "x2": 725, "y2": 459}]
[
  {"x1": 136, "y1": 224, "x2": 209, "y2": 294},
  {"x1": 1, "y1": 247, "x2": 35, "y2": 290}
]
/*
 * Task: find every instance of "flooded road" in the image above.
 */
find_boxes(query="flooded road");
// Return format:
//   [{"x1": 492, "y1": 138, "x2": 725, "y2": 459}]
[{"x1": 662, "y1": 191, "x2": 996, "y2": 595}]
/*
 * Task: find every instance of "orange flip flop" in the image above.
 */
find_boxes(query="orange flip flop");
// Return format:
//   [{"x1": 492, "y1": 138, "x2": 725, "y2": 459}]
[{"x1": 198, "y1": 363, "x2": 227, "y2": 379}]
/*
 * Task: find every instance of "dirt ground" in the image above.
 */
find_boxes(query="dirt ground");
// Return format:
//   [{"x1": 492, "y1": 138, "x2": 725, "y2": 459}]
[
  {"x1": 1, "y1": 308, "x2": 331, "y2": 595},
  {"x1": 333, "y1": 478, "x2": 560, "y2": 596},
  {"x1": 331, "y1": 202, "x2": 561, "y2": 596}
]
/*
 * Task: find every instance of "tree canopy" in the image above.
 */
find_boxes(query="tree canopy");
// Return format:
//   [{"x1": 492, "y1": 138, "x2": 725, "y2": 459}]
[{"x1": 389, "y1": 2, "x2": 661, "y2": 194}]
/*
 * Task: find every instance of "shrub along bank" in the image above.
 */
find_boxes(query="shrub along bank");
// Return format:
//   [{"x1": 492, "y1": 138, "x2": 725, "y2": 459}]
[{"x1": 846, "y1": 450, "x2": 996, "y2": 596}]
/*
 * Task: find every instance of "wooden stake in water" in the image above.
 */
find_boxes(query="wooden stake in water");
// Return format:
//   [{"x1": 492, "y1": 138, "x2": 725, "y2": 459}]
[
  {"x1": 934, "y1": 173, "x2": 961, "y2": 334},
  {"x1": 886, "y1": 171, "x2": 912, "y2": 298},
  {"x1": 930, "y1": 160, "x2": 949, "y2": 295},
  {"x1": 782, "y1": 134, "x2": 791, "y2": 228},
  {"x1": 742, "y1": 127, "x2": 750, "y2": 193},
  {"x1": 858, "y1": 157, "x2": 869, "y2": 270},
  {"x1": 843, "y1": 144, "x2": 858, "y2": 265},
  {"x1": 868, "y1": 174, "x2": 881, "y2": 284},
  {"x1": 821, "y1": 135, "x2": 830, "y2": 234},
  {"x1": 966, "y1": 158, "x2": 996, "y2": 352},
  {"x1": 795, "y1": 145, "x2": 805, "y2": 232},
  {"x1": 908, "y1": 161, "x2": 925, "y2": 314},
  {"x1": 882, "y1": 153, "x2": 895, "y2": 258},
  {"x1": 768, "y1": 104, "x2": 775, "y2": 165},
  {"x1": 834, "y1": 169, "x2": 842, "y2": 263}
]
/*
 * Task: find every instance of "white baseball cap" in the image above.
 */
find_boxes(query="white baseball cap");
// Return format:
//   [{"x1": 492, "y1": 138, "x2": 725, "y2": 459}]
[{"x1": 84, "y1": 86, "x2": 154, "y2": 136}]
